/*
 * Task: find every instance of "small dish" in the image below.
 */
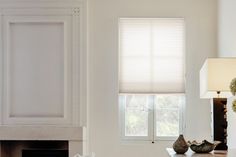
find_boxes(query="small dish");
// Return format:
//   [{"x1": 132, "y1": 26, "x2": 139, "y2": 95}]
[{"x1": 188, "y1": 140, "x2": 221, "y2": 153}]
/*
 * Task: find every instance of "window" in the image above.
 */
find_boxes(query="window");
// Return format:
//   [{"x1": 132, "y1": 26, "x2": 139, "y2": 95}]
[{"x1": 119, "y1": 18, "x2": 185, "y2": 141}]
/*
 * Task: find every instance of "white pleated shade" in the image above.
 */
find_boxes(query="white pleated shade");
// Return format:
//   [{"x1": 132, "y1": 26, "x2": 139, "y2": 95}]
[
  {"x1": 119, "y1": 18, "x2": 185, "y2": 93},
  {"x1": 200, "y1": 58, "x2": 236, "y2": 98}
]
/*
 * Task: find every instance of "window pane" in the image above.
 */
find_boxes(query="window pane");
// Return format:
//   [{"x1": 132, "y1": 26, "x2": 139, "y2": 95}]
[
  {"x1": 155, "y1": 95, "x2": 184, "y2": 136},
  {"x1": 125, "y1": 95, "x2": 149, "y2": 136}
]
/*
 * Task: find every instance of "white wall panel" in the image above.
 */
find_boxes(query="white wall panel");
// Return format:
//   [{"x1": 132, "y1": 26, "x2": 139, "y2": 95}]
[
  {"x1": 0, "y1": 7, "x2": 86, "y2": 126},
  {"x1": 9, "y1": 22, "x2": 64, "y2": 118}
]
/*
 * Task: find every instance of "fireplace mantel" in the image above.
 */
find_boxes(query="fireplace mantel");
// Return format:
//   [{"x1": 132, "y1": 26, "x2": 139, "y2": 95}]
[
  {"x1": 0, "y1": 126, "x2": 85, "y2": 141},
  {"x1": 0, "y1": 126, "x2": 87, "y2": 157}
]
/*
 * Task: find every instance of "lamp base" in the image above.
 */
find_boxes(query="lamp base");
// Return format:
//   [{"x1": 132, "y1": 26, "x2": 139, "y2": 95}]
[{"x1": 213, "y1": 98, "x2": 228, "y2": 150}]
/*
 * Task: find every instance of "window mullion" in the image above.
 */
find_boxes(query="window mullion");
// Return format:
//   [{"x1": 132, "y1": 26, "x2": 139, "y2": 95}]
[
  {"x1": 148, "y1": 95, "x2": 155, "y2": 142},
  {"x1": 153, "y1": 95, "x2": 157, "y2": 141},
  {"x1": 120, "y1": 95, "x2": 126, "y2": 139},
  {"x1": 179, "y1": 96, "x2": 185, "y2": 135}
]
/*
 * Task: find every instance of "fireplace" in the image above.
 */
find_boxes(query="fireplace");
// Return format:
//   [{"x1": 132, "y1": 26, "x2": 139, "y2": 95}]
[
  {"x1": 22, "y1": 150, "x2": 68, "y2": 157},
  {"x1": 0, "y1": 141, "x2": 68, "y2": 157},
  {"x1": 0, "y1": 126, "x2": 85, "y2": 157}
]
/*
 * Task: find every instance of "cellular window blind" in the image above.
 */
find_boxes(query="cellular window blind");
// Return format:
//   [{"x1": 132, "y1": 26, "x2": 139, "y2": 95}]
[{"x1": 119, "y1": 18, "x2": 185, "y2": 93}]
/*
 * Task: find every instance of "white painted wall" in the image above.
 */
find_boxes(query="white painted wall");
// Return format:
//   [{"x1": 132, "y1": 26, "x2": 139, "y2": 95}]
[
  {"x1": 226, "y1": 97, "x2": 236, "y2": 149},
  {"x1": 218, "y1": 0, "x2": 236, "y2": 58},
  {"x1": 88, "y1": 0, "x2": 217, "y2": 156},
  {"x1": 218, "y1": 0, "x2": 236, "y2": 149}
]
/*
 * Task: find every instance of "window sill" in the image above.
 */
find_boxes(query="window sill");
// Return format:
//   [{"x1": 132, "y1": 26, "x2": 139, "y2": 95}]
[{"x1": 120, "y1": 138, "x2": 177, "y2": 145}]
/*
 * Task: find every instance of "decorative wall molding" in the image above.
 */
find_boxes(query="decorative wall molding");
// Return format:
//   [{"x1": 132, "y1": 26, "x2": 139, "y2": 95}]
[
  {"x1": 72, "y1": 8, "x2": 80, "y2": 16},
  {"x1": 0, "y1": 2, "x2": 87, "y2": 127},
  {"x1": 0, "y1": 11, "x2": 3, "y2": 126},
  {"x1": 3, "y1": 15, "x2": 72, "y2": 125},
  {"x1": 0, "y1": 0, "x2": 86, "y2": 8}
]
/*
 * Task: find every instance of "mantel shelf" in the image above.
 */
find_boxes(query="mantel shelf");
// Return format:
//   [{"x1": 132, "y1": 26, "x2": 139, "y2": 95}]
[{"x1": 0, "y1": 126, "x2": 85, "y2": 141}]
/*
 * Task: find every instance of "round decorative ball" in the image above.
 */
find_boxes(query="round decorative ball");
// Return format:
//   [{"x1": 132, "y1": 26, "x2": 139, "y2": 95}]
[
  {"x1": 232, "y1": 100, "x2": 236, "y2": 113},
  {"x1": 173, "y1": 134, "x2": 189, "y2": 154},
  {"x1": 230, "y1": 78, "x2": 236, "y2": 96}
]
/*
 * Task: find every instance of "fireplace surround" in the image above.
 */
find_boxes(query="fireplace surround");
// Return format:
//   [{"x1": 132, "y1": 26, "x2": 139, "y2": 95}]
[
  {"x1": 0, "y1": 126, "x2": 86, "y2": 157},
  {"x1": 1, "y1": 141, "x2": 68, "y2": 157}
]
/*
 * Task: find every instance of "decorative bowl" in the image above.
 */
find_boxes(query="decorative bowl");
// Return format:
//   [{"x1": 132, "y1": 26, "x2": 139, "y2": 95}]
[{"x1": 187, "y1": 140, "x2": 221, "y2": 153}]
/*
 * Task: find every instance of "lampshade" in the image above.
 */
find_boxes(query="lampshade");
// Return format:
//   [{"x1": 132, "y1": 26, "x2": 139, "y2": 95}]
[{"x1": 200, "y1": 58, "x2": 236, "y2": 98}]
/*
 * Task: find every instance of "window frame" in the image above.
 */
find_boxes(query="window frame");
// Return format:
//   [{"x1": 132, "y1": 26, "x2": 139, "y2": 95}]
[
  {"x1": 118, "y1": 17, "x2": 186, "y2": 142},
  {"x1": 119, "y1": 93, "x2": 186, "y2": 142},
  {"x1": 154, "y1": 93, "x2": 185, "y2": 141},
  {"x1": 119, "y1": 94, "x2": 154, "y2": 141}
]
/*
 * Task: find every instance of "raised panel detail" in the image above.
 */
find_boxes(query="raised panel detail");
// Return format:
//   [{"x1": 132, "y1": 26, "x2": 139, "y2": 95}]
[
  {"x1": 9, "y1": 22, "x2": 64, "y2": 118},
  {"x1": 0, "y1": 9, "x2": 85, "y2": 126}
]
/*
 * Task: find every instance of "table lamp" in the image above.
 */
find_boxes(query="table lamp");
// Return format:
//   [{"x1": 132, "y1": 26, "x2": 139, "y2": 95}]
[{"x1": 200, "y1": 58, "x2": 236, "y2": 150}]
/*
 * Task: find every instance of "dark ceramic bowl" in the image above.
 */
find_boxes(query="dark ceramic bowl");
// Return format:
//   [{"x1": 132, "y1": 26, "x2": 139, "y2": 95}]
[{"x1": 188, "y1": 140, "x2": 221, "y2": 153}]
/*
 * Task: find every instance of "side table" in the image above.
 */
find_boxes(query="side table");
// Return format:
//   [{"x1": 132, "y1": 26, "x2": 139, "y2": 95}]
[{"x1": 166, "y1": 148, "x2": 230, "y2": 157}]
